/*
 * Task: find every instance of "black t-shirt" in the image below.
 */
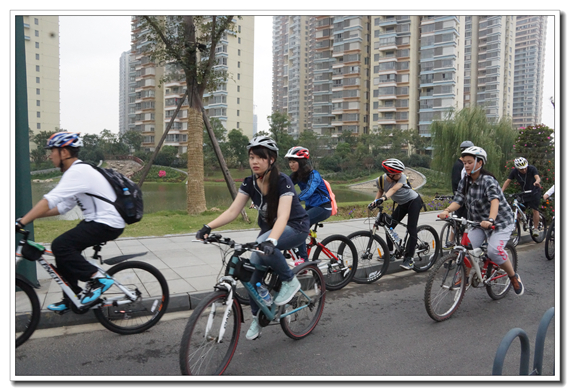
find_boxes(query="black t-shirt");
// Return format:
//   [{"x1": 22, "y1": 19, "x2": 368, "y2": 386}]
[
  {"x1": 508, "y1": 165, "x2": 539, "y2": 192},
  {"x1": 239, "y1": 173, "x2": 310, "y2": 235},
  {"x1": 451, "y1": 158, "x2": 464, "y2": 194}
]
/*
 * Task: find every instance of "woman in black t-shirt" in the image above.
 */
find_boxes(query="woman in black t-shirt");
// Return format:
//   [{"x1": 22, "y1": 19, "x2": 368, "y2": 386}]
[{"x1": 196, "y1": 136, "x2": 310, "y2": 341}]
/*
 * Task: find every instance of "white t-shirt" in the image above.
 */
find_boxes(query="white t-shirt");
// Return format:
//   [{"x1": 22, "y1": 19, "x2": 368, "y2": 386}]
[{"x1": 43, "y1": 160, "x2": 125, "y2": 229}]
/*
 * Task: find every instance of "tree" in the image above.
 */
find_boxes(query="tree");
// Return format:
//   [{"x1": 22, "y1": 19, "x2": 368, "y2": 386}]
[
  {"x1": 267, "y1": 112, "x2": 294, "y2": 155},
  {"x1": 28, "y1": 130, "x2": 53, "y2": 164},
  {"x1": 203, "y1": 117, "x2": 228, "y2": 171},
  {"x1": 430, "y1": 106, "x2": 517, "y2": 184},
  {"x1": 140, "y1": 15, "x2": 238, "y2": 214},
  {"x1": 226, "y1": 128, "x2": 250, "y2": 170},
  {"x1": 120, "y1": 130, "x2": 144, "y2": 153}
]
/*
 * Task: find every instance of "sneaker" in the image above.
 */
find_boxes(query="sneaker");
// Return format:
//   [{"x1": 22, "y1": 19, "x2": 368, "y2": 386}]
[
  {"x1": 400, "y1": 257, "x2": 414, "y2": 270},
  {"x1": 287, "y1": 257, "x2": 305, "y2": 268},
  {"x1": 389, "y1": 254, "x2": 397, "y2": 262},
  {"x1": 444, "y1": 241, "x2": 454, "y2": 249},
  {"x1": 509, "y1": 273, "x2": 524, "y2": 296},
  {"x1": 246, "y1": 315, "x2": 261, "y2": 340},
  {"x1": 47, "y1": 298, "x2": 70, "y2": 312},
  {"x1": 80, "y1": 277, "x2": 115, "y2": 305},
  {"x1": 274, "y1": 276, "x2": 301, "y2": 306},
  {"x1": 532, "y1": 232, "x2": 539, "y2": 238}
]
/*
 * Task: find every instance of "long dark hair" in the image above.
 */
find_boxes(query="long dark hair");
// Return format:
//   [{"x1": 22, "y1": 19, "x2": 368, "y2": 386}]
[
  {"x1": 250, "y1": 146, "x2": 281, "y2": 227},
  {"x1": 289, "y1": 158, "x2": 313, "y2": 184}
]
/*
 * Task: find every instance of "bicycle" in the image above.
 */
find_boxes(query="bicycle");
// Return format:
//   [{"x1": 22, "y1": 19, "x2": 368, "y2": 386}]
[
  {"x1": 15, "y1": 229, "x2": 169, "y2": 348},
  {"x1": 545, "y1": 216, "x2": 555, "y2": 260},
  {"x1": 179, "y1": 234, "x2": 325, "y2": 375},
  {"x1": 505, "y1": 190, "x2": 547, "y2": 246},
  {"x1": 347, "y1": 203, "x2": 440, "y2": 284},
  {"x1": 424, "y1": 216, "x2": 518, "y2": 322}
]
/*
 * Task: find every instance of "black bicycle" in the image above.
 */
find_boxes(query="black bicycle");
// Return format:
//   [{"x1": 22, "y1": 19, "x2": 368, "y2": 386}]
[{"x1": 347, "y1": 203, "x2": 440, "y2": 284}]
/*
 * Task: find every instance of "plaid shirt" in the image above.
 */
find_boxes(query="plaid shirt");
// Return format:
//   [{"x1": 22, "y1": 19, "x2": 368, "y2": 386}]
[{"x1": 453, "y1": 173, "x2": 514, "y2": 231}]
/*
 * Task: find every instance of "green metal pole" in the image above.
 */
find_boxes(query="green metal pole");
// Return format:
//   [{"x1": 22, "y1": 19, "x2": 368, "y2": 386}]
[{"x1": 15, "y1": 15, "x2": 38, "y2": 284}]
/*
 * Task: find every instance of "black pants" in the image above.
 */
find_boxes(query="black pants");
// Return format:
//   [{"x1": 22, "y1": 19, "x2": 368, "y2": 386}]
[
  {"x1": 51, "y1": 220, "x2": 123, "y2": 294},
  {"x1": 386, "y1": 195, "x2": 423, "y2": 258}
]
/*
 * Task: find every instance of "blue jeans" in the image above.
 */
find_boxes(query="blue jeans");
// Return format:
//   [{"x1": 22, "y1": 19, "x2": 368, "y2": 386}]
[
  {"x1": 297, "y1": 205, "x2": 332, "y2": 260},
  {"x1": 249, "y1": 225, "x2": 308, "y2": 315}
]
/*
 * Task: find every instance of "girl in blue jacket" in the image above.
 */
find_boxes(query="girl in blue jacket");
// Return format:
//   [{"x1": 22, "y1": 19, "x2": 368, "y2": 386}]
[{"x1": 286, "y1": 146, "x2": 332, "y2": 262}]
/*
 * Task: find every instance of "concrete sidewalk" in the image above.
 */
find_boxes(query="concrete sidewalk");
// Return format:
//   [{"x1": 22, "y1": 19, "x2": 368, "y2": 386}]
[{"x1": 24, "y1": 211, "x2": 526, "y2": 330}]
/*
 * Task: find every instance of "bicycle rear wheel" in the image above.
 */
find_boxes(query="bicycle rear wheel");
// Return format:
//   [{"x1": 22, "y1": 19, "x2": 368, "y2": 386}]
[
  {"x1": 179, "y1": 290, "x2": 241, "y2": 375},
  {"x1": 529, "y1": 212, "x2": 547, "y2": 243},
  {"x1": 93, "y1": 261, "x2": 169, "y2": 334},
  {"x1": 510, "y1": 220, "x2": 521, "y2": 246},
  {"x1": 439, "y1": 222, "x2": 456, "y2": 254},
  {"x1": 424, "y1": 252, "x2": 467, "y2": 322},
  {"x1": 545, "y1": 220, "x2": 555, "y2": 260},
  {"x1": 413, "y1": 225, "x2": 440, "y2": 272},
  {"x1": 347, "y1": 231, "x2": 390, "y2": 284},
  {"x1": 15, "y1": 277, "x2": 41, "y2": 348},
  {"x1": 280, "y1": 263, "x2": 326, "y2": 340},
  {"x1": 486, "y1": 243, "x2": 518, "y2": 300},
  {"x1": 311, "y1": 234, "x2": 357, "y2": 290}
]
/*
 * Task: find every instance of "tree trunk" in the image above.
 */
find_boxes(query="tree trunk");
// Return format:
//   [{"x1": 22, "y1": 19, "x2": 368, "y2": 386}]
[
  {"x1": 187, "y1": 107, "x2": 207, "y2": 214},
  {"x1": 202, "y1": 107, "x2": 250, "y2": 223}
]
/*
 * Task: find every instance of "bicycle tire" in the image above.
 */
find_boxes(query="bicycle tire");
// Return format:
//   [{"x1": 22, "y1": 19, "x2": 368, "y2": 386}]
[
  {"x1": 347, "y1": 230, "x2": 390, "y2": 284},
  {"x1": 530, "y1": 212, "x2": 547, "y2": 243},
  {"x1": 224, "y1": 261, "x2": 250, "y2": 306},
  {"x1": 413, "y1": 225, "x2": 440, "y2": 273},
  {"x1": 439, "y1": 222, "x2": 456, "y2": 254},
  {"x1": 179, "y1": 290, "x2": 241, "y2": 375},
  {"x1": 510, "y1": 220, "x2": 521, "y2": 247},
  {"x1": 280, "y1": 263, "x2": 326, "y2": 340},
  {"x1": 15, "y1": 277, "x2": 41, "y2": 348},
  {"x1": 424, "y1": 252, "x2": 467, "y2": 322},
  {"x1": 486, "y1": 243, "x2": 518, "y2": 300},
  {"x1": 93, "y1": 261, "x2": 169, "y2": 335},
  {"x1": 545, "y1": 220, "x2": 555, "y2": 260},
  {"x1": 311, "y1": 234, "x2": 358, "y2": 291}
]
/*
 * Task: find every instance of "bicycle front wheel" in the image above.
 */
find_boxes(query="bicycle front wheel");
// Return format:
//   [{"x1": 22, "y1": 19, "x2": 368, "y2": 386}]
[
  {"x1": 510, "y1": 220, "x2": 521, "y2": 246},
  {"x1": 424, "y1": 252, "x2": 467, "y2": 322},
  {"x1": 311, "y1": 234, "x2": 357, "y2": 290},
  {"x1": 413, "y1": 225, "x2": 440, "y2": 272},
  {"x1": 530, "y1": 212, "x2": 547, "y2": 243},
  {"x1": 545, "y1": 220, "x2": 555, "y2": 260},
  {"x1": 347, "y1": 231, "x2": 390, "y2": 284},
  {"x1": 15, "y1": 277, "x2": 41, "y2": 348},
  {"x1": 93, "y1": 261, "x2": 169, "y2": 334},
  {"x1": 280, "y1": 263, "x2": 326, "y2": 340},
  {"x1": 179, "y1": 290, "x2": 241, "y2": 375},
  {"x1": 486, "y1": 243, "x2": 518, "y2": 300}
]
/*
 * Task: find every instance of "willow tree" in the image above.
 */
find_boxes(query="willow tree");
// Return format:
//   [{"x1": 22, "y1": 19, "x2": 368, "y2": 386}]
[
  {"x1": 431, "y1": 106, "x2": 517, "y2": 184},
  {"x1": 140, "y1": 15, "x2": 238, "y2": 214}
]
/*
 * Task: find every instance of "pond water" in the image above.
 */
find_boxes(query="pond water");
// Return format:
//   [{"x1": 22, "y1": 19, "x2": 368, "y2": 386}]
[{"x1": 31, "y1": 181, "x2": 375, "y2": 219}]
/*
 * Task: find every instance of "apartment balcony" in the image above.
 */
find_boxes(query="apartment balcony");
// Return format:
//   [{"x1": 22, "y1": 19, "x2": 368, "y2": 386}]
[
  {"x1": 377, "y1": 105, "x2": 398, "y2": 112},
  {"x1": 377, "y1": 16, "x2": 397, "y2": 26},
  {"x1": 376, "y1": 117, "x2": 397, "y2": 125}
]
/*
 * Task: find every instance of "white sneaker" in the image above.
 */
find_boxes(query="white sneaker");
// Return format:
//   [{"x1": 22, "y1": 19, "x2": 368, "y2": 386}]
[
  {"x1": 246, "y1": 316, "x2": 261, "y2": 340},
  {"x1": 274, "y1": 276, "x2": 301, "y2": 306}
]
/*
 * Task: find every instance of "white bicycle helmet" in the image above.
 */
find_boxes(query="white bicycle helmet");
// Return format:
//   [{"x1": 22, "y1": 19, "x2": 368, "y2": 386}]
[
  {"x1": 247, "y1": 135, "x2": 279, "y2": 152},
  {"x1": 45, "y1": 132, "x2": 83, "y2": 149},
  {"x1": 285, "y1": 146, "x2": 310, "y2": 159},
  {"x1": 461, "y1": 146, "x2": 487, "y2": 165},
  {"x1": 514, "y1": 157, "x2": 528, "y2": 169},
  {"x1": 382, "y1": 158, "x2": 405, "y2": 174}
]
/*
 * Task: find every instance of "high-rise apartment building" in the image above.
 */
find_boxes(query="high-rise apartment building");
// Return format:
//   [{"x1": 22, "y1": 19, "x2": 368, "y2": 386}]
[
  {"x1": 118, "y1": 50, "x2": 131, "y2": 134},
  {"x1": 22, "y1": 16, "x2": 60, "y2": 139},
  {"x1": 512, "y1": 15, "x2": 547, "y2": 128},
  {"x1": 273, "y1": 15, "x2": 539, "y2": 146},
  {"x1": 130, "y1": 16, "x2": 254, "y2": 153}
]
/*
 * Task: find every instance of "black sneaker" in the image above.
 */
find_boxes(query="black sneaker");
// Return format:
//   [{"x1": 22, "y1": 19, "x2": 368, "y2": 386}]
[
  {"x1": 47, "y1": 297, "x2": 70, "y2": 312},
  {"x1": 509, "y1": 273, "x2": 524, "y2": 296},
  {"x1": 400, "y1": 257, "x2": 414, "y2": 270}
]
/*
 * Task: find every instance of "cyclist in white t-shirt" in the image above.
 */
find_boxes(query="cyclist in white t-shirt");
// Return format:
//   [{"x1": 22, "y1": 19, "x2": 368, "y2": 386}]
[{"x1": 16, "y1": 132, "x2": 125, "y2": 312}]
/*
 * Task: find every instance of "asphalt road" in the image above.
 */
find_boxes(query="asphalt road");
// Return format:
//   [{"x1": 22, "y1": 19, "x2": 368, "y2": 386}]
[{"x1": 13, "y1": 242, "x2": 557, "y2": 379}]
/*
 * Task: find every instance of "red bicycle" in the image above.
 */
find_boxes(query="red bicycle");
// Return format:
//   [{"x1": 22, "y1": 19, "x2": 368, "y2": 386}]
[{"x1": 424, "y1": 215, "x2": 518, "y2": 322}]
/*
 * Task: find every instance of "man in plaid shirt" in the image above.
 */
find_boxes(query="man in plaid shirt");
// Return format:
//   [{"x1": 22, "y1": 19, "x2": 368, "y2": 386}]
[{"x1": 438, "y1": 146, "x2": 524, "y2": 296}]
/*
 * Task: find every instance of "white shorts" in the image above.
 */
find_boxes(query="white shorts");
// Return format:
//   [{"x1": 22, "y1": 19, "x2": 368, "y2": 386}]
[{"x1": 467, "y1": 224, "x2": 515, "y2": 265}]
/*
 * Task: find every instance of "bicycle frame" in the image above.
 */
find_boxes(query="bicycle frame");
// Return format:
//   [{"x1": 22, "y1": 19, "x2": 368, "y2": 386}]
[
  {"x1": 16, "y1": 240, "x2": 139, "y2": 311},
  {"x1": 370, "y1": 207, "x2": 409, "y2": 256},
  {"x1": 285, "y1": 224, "x2": 342, "y2": 273}
]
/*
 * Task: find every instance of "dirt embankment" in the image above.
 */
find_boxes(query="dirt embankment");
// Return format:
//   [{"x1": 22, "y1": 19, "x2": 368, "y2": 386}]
[{"x1": 105, "y1": 160, "x2": 143, "y2": 177}]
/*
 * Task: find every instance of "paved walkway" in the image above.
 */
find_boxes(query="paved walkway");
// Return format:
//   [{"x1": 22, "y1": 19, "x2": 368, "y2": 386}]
[{"x1": 24, "y1": 211, "x2": 530, "y2": 330}]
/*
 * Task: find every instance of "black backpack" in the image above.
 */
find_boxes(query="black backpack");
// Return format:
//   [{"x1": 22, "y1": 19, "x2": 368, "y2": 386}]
[{"x1": 79, "y1": 162, "x2": 143, "y2": 224}]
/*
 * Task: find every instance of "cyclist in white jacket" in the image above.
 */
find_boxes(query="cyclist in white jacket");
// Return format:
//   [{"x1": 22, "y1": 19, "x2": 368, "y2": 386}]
[{"x1": 16, "y1": 132, "x2": 125, "y2": 312}]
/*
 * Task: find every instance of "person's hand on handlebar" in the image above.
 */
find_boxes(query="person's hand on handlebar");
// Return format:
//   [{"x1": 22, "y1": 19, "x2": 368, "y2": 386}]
[
  {"x1": 15, "y1": 218, "x2": 25, "y2": 233},
  {"x1": 438, "y1": 210, "x2": 450, "y2": 219},
  {"x1": 480, "y1": 219, "x2": 494, "y2": 230},
  {"x1": 368, "y1": 198, "x2": 384, "y2": 210},
  {"x1": 196, "y1": 224, "x2": 211, "y2": 240}
]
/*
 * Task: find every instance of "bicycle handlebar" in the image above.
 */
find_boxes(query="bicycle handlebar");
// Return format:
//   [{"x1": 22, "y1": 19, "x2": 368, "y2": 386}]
[
  {"x1": 195, "y1": 234, "x2": 264, "y2": 254},
  {"x1": 437, "y1": 215, "x2": 495, "y2": 230}
]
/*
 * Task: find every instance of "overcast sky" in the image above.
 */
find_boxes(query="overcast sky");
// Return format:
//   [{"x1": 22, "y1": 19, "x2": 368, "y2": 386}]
[{"x1": 58, "y1": 14, "x2": 557, "y2": 136}]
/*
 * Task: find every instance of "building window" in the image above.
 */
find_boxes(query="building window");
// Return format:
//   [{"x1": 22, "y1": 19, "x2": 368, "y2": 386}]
[
  {"x1": 36, "y1": 77, "x2": 40, "y2": 83},
  {"x1": 238, "y1": 61, "x2": 240, "y2": 68},
  {"x1": 36, "y1": 100, "x2": 40, "y2": 106},
  {"x1": 237, "y1": 86, "x2": 240, "y2": 92},
  {"x1": 35, "y1": 53, "x2": 40, "y2": 60},
  {"x1": 36, "y1": 65, "x2": 40, "y2": 72},
  {"x1": 35, "y1": 30, "x2": 39, "y2": 37},
  {"x1": 37, "y1": 111, "x2": 41, "y2": 118},
  {"x1": 238, "y1": 37, "x2": 241, "y2": 44},
  {"x1": 35, "y1": 42, "x2": 39, "y2": 49},
  {"x1": 237, "y1": 97, "x2": 240, "y2": 104},
  {"x1": 36, "y1": 88, "x2": 40, "y2": 95},
  {"x1": 237, "y1": 122, "x2": 240, "y2": 128},
  {"x1": 237, "y1": 110, "x2": 240, "y2": 116},
  {"x1": 237, "y1": 73, "x2": 240, "y2": 80},
  {"x1": 238, "y1": 49, "x2": 241, "y2": 56},
  {"x1": 34, "y1": 18, "x2": 38, "y2": 25},
  {"x1": 36, "y1": 123, "x2": 41, "y2": 129}
]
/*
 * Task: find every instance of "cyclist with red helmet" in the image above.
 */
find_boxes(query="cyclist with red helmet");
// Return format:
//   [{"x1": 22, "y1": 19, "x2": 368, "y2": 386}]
[
  {"x1": 285, "y1": 146, "x2": 332, "y2": 263},
  {"x1": 15, "y1": 132, "x2": 125, "y2": 312},
  {"x1": 368, "y1": 158, "x2": 423, "y2": 270},
  {"x1": 196, "y1": 136, "x2": 310, "y2": 341}
]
